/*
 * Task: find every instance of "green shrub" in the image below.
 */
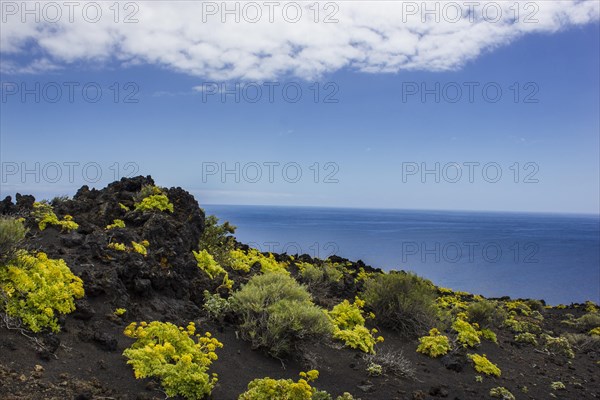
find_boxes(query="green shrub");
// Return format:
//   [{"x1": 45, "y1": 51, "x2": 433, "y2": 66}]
[
  {"x1": 551, "y1": 381, "x2": 566, "y2": 390},
  {"x1": 362, "y1": 272, "x2": 437, "y2": 337},
  {"x1": 489, "y1": 387, "x2": 515, "y2": 400},
  {"x1": 562, "y1": 312, "x2": 600, "y2": 332},
  {"x1": 198, "y1": 214, "x2": 236, "y2": 266},
  {"x1": 503, "y1": 316, "x2": 542, "y2": 334},
  {"x1": 298, "y1": 261, "x2": 343, "y2": 292},
  {"x1": 466, "y1": 299, "x2": 506, "y2": 328},
  {"x1": 0, "y1": 217, "x2": 27, "y2": 264},
  {"x1": 230, "y1": 273, "x2": 332, "y2": 357},
  {"x1": 327, "y1": 298, "x2": 383, "y2": 354},
  {"x1": 416, "y1": 328, "x2": 451, "y2": 358},
  {"x1": 0, "y1": 251, "x2": 84, "y2": 332},
  {"x1": 50, "y1": 195, "x2": 70, "y2": 205},
  {"x1": 541, "y1": 334, "x2": 575, "y2": 358},
  {"x1": 203, "y1": 290, "x2": 231, "y2": 321},
  {"x1": 468, "y1": 353, "x2": 501, "y2": 377},
  {"x1": 133, "y1": 184, "x2": 162, "y2": 202},
  {"x1": 32, "y1": 202, "x2": 78, "y2": 231},
  {"x1": 123, "y1": 321, "x2": 222, "y2": 400},
  {"x1": 515, "y1": 332, "x2": 538, "y2": 346},
  {"x1": 562, "y1": 332, "x2": 600, "y2": 353},
  {"x1": 239, "y1": 371, "x2": 320, "y2": 400},
  {"x1": 524, "y1": 299, "x2": 545, "y2": 312}
]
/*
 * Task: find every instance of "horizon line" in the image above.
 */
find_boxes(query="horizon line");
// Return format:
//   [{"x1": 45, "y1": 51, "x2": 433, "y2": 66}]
[{"x1": 202, "y1": 203, "x2": 600, "y2": 218}]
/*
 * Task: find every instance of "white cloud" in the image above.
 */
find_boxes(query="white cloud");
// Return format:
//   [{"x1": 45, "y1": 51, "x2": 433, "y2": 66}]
[{"x1": 1, "y1": 1, "x2": 598, "y2": 80}]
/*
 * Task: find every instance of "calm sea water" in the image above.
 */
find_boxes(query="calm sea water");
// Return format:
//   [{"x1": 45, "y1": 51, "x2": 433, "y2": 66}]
[{"x1": 203, "y1": 205, "x2": 600, "y2": 305}]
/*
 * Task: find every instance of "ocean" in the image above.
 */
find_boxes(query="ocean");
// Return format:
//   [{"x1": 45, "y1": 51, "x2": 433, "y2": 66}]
[{"x1": 203, "y1": 205, "x2": 600, "y2": 305}]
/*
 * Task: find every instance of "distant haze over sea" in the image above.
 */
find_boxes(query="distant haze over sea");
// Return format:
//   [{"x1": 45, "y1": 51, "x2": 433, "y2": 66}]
[{"x1": 204, "y1": 205, "x2": 600, "y2": 305}]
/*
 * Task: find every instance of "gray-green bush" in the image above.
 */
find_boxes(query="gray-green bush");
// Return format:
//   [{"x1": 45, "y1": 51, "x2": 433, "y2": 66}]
[
  {"x1": 467, "y1": 299, "x2": 506, "y2": 328},
  {"x1": 0, "y1": 217, "x2": 27, "y2": 264},
  {"x1": 361, "y1": 272, "x2": 438, "y2": 337},
  {"x1": 230, "y1": 272, "x2": 333, "y2": 357}
]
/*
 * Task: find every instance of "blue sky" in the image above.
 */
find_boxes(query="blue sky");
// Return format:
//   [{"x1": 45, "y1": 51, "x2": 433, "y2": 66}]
[{"x1": 1, "y1": 1, "x2": 599, "y2": 214}]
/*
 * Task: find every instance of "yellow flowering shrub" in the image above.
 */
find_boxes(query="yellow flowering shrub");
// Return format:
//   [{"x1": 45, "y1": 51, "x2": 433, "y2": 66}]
[
  {"x1": 504, "y1": 300, "x2": 534, "y2": 317},
  {"x1": 114, "y1": 308, "x2": 127, "y2": 316},
  {"x1": 589, "y1": 327, "x2": 600, "y2": 336},
  {"x1": 135, "y1": 194, "x2": 174, "y2": 213},
  {"x1": 355, "y1": 267, "x2": 373, "y2": 283},
  {"x1": 106, "y1": 219, "x2": 126, "y2": 230},
  {"x1": 32, "y1": 202, "x2": 78, "y2": 231},
  {"x1": 0, "y1": 251, "x2": 84, "y2": 332},
  {"x1": 107, "y1": 241, "x2": 150, "y2": 256},
  {"x1": 416, "y1": 328, "x2": 451, "y2": 358},
  {"x1": 436, "y1": 294, "x2": 469, "y2": 311},
  {"x1": 468, "y1": 353, "x2": 501, "y2": 377},
  {"x1": 504, "y1": 316, "x2": 542, "y2": 334},
  {"x1": 230, "y1": 248, "x2": 287, "y2": 274},
  {"x1": 452, "y1": 318, "x2": 481, "y2": 348},
  {"x1": 437, "y1": 287, "x2": 454, "y2": 295},
  {"x1": 133, "y1": 186, "x2": 173, "y2": 213},
  {"x1": 123, "y1": 321, "x2": 222, "y2": 400},
  {"x1": 327, "y1": 298, "x2": 383, "y2": 354},
  {"x1": 584, "y1": 301, "x2": 598, "y2": 313},
  {"x1": 480, "y1": 328, "x2": 498, "y2": 344},
  {"x1": 193, "y1": 250, "x2": 233, "y2": 290},
  {"x1": 238, "y1": 371, "x2": 320, "y2": 400},
  {"x1": 131, "y1": 241, "x2": 148, "y2": 256},
  {"x1": 108, "y1": 242, "x2": 127, "y2": 252}
]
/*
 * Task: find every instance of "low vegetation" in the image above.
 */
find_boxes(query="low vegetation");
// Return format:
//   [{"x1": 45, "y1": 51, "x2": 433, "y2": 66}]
[
  {"x1": 416, "y1": 328, "x2": 451, "y2": 358},
  {"x1": 193, "y1": 249, "x2": 233, "y2": 290},
  {"x1": 327, "y1": 297, "x2": 383, "y2": 354},
  {"x1": 32, "y1": 201, "x2": 78, "y2": 231},
  {"x1": 133, "y1": 185, "x2": 174, "y2": 213},
  {"x1": 123, "y1": 321, "x2": 222, "y2": 400},
  {"x1": 230, "y1": 272, "x2": 332, "y2": 357},
  {"x1": 198, "y1": 214, "x2": 236, "y2": 266},
  {"x1": 0, "y1": 216, "x2": 27, "y2": 264},
  {"x1": 3, "y1": 178, "x2": 600, "y2": 400},
  {"x1": 362, "y1": 272, "x2": 438, "y2": 337},
  {"x1": 468, "y1": 353, "x2": 501, "y2": 377},
  {"x1": 0, "y1": 251, "x2": 84, "y2": 332}
]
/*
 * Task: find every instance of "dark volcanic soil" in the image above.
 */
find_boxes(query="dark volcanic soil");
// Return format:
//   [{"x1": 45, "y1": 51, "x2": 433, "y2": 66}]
[{"x1": 0, "y1": 176, "x2": 599, "y2": 400}]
